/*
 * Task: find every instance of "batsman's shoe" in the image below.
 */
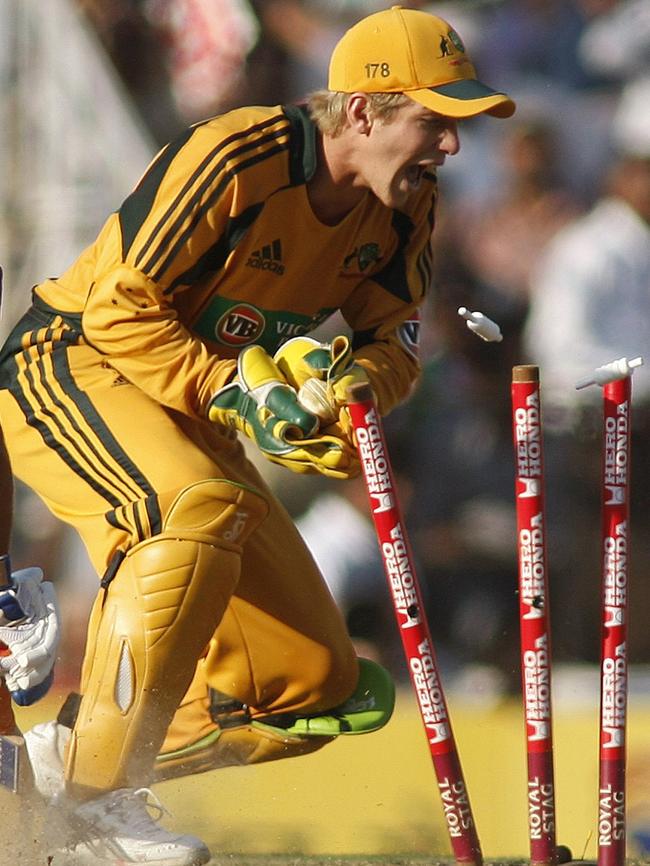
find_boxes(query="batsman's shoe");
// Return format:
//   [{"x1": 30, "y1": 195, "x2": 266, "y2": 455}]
[
  {"x1": 24, "y1": 719, "x2": 69, "y2": 800},
  {"x1": 66, "y1": 786, "x2": 211, "y2": 865}
]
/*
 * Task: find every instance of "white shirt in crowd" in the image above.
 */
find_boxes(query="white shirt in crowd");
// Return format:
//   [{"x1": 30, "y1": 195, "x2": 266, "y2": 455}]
[{"x1": 524, "y1": 196, "x2": 650, "y2": 410}]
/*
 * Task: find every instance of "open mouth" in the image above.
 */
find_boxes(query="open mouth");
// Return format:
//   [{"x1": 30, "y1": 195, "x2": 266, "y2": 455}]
[{"x1": 405, "y1": 164, "x2": 425, "y2": 188}]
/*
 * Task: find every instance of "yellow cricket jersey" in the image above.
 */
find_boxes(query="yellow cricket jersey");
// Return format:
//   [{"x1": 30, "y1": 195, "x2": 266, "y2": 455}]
[{"x1": 27, "y1": 104, "x2": 436, "y2": 418}]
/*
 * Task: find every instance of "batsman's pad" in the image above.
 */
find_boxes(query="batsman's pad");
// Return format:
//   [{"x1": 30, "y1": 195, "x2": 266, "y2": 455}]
[
  {"x1": 66, "y1": 479, "x2": 268, "y2": 796},
  {"x1": 209, "y1": 345, "x2": 319, "y2": 454},
  {"x1": 274, "y1": 335, "x2": 371, "y2": 424},
  {"x1": 153, "y1": 659, "x2": 394, "y2": 781}
]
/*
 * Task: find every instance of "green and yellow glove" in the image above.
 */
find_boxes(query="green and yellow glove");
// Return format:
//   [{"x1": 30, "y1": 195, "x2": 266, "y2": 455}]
[
  {"x1": 209, "y1": 345, "x2": 359, "y2": 478},
  {"x1": 263, "y1": 427, "x2": 360, "y2": 479},
  {"x1": 209, "y1": 345, "x2": 319, "y2": 455},
  {"x1": 274, "y1": 334, "x2": 371, "y2": 427}
]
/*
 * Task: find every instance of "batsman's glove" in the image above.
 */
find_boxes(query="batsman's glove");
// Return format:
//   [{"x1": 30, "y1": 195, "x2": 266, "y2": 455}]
[
  {"x1": 209, "y1": 345, "x2": 359, "y2": 479},
  {"x1": 0, "y1": 556, "x2": 60, "y2": 706},
  {"x1": 274, "y1": 334, "x2": 371, "y2": 435}
]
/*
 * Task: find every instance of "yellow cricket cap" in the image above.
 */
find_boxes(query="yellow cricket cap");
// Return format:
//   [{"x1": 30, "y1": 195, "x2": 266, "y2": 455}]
[{"x1": 328, "y1": 5, "x2": 515, "y2": 119}]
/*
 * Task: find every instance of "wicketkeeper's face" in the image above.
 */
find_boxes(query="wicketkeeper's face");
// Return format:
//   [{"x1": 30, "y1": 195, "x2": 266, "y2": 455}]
[{"x1": 362, "y1": 99, "x2": 460, "y2": 208}]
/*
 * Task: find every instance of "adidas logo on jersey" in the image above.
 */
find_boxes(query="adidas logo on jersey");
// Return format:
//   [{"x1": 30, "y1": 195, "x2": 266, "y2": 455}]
[{"x1": 246, "y1": 240, "x2": 285, "y2": 275}]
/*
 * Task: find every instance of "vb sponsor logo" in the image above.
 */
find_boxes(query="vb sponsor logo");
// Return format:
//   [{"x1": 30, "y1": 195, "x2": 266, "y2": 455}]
[{"x1": 216, "y1": 303, "x2": 265, "y2": 346}]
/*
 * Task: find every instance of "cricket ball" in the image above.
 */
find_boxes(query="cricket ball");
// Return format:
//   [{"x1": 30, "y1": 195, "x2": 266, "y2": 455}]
[{"x1": 297, "y1": 378, "x2": 338, "y2": 425}]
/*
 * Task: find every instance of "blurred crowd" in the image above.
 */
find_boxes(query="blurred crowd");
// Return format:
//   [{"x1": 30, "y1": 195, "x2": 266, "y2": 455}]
[{"x1": 10, "y1": 0, "x2": 650, "y2": 692}]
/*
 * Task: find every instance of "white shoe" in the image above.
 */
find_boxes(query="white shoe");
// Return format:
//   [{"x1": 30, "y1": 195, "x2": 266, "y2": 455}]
[
  {"x1": 24, "y1": 719, "x2": 69, "y2": 800},
  {"x1": 68, "y1": 786, "x2": 211, "y2": 865},
  {"x1": 25, "y1": 722, "x2": 210, "y2": 864}
]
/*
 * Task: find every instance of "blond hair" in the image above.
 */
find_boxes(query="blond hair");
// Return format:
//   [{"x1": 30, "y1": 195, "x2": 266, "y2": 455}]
[{"x1": 306, "y1": 90, "x2": 411, "y2": 137}]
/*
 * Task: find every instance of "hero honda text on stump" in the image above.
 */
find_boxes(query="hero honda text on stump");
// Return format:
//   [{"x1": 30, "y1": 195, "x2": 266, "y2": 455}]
[
  {"x1": 597, "y1": 376, "x2": 631, "y2": 866},
  {"x1": 576, "y1": 356, "x2": 642, "y2": 866},
  {"x1": 347, "y1": 382, "x2": 482, "y2": 866},
  {"x1": 511, "y1": 365, "x2": 559, "y2": 866}
]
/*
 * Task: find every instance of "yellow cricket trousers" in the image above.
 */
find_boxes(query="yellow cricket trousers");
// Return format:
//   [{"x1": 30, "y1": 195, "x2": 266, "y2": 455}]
[{"x1": 0, "y1": 316, "x2": 358, "y2": 784}]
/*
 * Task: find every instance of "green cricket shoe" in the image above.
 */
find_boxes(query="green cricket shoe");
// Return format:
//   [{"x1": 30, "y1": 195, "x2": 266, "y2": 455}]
[
  {"x1": 154, "y1": 659, "x2": 396, "y2": 780},
  {"x1": 254, "y1": 657, "x2": 395, "y2": 737}
]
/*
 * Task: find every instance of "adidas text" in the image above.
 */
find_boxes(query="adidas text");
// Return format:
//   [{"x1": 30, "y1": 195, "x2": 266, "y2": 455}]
[
  {"x1": 246, "y1": 239, "x2": 285, "y2": 276},
  {"x1": 246, "y1": 256, "x2": 285, "y2": 275}
]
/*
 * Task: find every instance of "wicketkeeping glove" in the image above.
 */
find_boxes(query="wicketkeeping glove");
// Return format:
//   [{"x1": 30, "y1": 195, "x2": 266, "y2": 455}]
[
  {"x1": 0, "y1": 560, "x2": 60, "y2": 706},
  {"x1": 209, "y1": 345, "x2": 320, "y2": 456},
  {"x1": 262, "y1": 423, "x2": 360, "y2": 479},
  {"x1": 209, "y1": 345, "x2": 360, "y2": 479},
  {"x1": 274, "y1": 334, "x2": 371, "y2": 426}
]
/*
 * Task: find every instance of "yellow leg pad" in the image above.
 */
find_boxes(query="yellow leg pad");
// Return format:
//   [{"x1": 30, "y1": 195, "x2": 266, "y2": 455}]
[
  {"x1": 66, "y1": 480, "x2": 268, "y2": 797},
  {"x1": 154, "y1": 724, "x2": 332, "y2": 783}
]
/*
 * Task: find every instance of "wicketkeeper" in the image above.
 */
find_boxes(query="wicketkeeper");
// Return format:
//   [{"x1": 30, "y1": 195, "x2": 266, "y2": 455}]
[{"x1": 0, "y1": 7, "x2": 514, "y2": 864}]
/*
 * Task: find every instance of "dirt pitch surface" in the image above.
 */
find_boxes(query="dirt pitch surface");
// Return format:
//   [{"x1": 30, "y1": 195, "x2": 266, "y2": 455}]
[
  {"x1": 206, "y1": 858, "x2": 649, "y2": 866},
  {"x1": 208, "y1": 859, "x2": 498, "y2": 866},
  {"x1": 5, "y1": 842, "x2": 650, "y2": 865}
]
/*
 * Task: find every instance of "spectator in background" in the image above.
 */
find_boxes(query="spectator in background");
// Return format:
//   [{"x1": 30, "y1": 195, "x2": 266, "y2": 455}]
[
  {"x1": 522, "y1": 91, "x2": 650, "y2": 661},
  {"x1": 467, "y1": 0, "x2": 623, "y2": 204},
  {"x1": 439, "y1": 118, "x2": 583, "y2": 335},
  {"x1": 475, "y1": 0, "x2": 617, "y2": 93},
  {"x1": 579, "y1": 0, "x2": 650, "y2": 191},
  {"x1": 252, "y1": 0, "x2": 343, "y2": 99},
  {"x1": 253, "y1": 1, "x2": 420, "y2": 102},
  {"x1": 144, "y1": 0, "x2": 260, "y2": 122},
  {"x1": 523, "y1": 142, "x2": 650, "y2": 414},
  {"x1": 578, "y1": 0, "x2": 650, "y2": 88},
  {"x1": 77, "y1": 0, "x2": 185, "y2": 143},
  {"x1": 78, "y1": 0, "x2": 261, "y2": 140}
]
